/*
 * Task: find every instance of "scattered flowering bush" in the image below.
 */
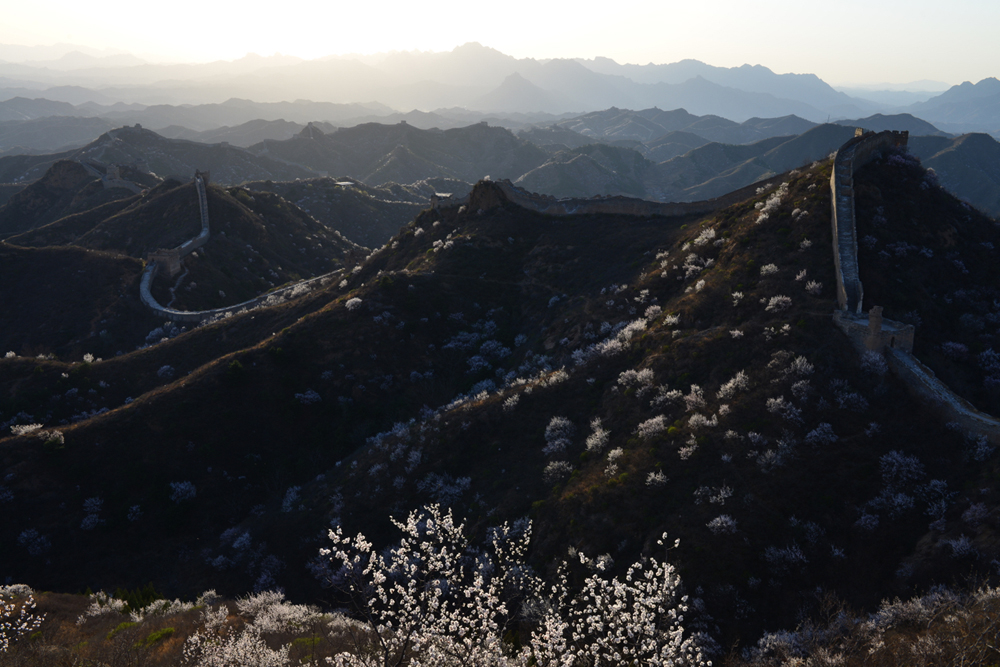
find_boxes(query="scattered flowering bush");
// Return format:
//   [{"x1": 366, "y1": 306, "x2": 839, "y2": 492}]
[
  {"x1": 543, "y1": 416, "x2": 575, "y2": 457},
  {"x1": 170, "y1": 481, "x2": 197, "y2": 503},
  {"x1": 345, "y1": 297, "x2": 363, "y2": 311},
  {"x1": 765, "y1": 296, "x2": 792, "y2": 313},
  {"x1": 707, "y1": 515, "x2": 738, "y2": 535},
  {"x1": 295, "y1": 389, "x2": 322, "y2": 405},
  {"x1": 646, "y1": 470, "x2": 668, "y2": 487},
  {"x1": 717, "y1": 370, "x2": 750, "y2": 400},
  {"x1": 543, "y1": 461, "x2": 574, "y2": 484},
  {"x1": 804, "y1": 423, "x2": 838, "y2": 446},
  {"x1": 585, "y1": 418, "x2": 610, "y2": 454},
  {"x1": 636, "y1": 415, "x2": 669, "y2": 439}
]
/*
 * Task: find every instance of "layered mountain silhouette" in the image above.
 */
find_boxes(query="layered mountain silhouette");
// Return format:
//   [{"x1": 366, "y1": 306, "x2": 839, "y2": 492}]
[{"x1": 7, "y1": 42, "x2": 998, "y2": 132}]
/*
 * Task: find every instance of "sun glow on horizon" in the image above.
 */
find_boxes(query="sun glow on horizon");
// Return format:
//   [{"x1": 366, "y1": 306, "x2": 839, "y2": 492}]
[{"x1": 2, "y1": 0, "x2": 997, "y2": 86}]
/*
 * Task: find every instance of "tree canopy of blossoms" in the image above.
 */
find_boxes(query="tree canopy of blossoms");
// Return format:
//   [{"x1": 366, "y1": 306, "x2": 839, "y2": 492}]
[{"x1": 317, "y1": 504, "x2": 710, "y2": 666}]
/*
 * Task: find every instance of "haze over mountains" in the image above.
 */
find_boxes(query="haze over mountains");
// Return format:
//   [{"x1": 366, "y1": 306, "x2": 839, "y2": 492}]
[
  {"x1": 1, "y1": 42, "x2": 998, "y2": 138},
  {"x1": 3, "y1": 106, "x2": 997, "y2": 221}
]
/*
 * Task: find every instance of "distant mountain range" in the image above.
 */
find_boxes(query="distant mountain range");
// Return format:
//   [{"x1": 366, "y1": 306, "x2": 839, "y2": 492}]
[
  {"x1": 0, "y1": 124, "x2": 315, "y2": 185},
  {"x1": 1, "y1": 42, "x2": 997, "y2": 137},
  {"x1": 1, "y1": 108, "x2": 998, "y2": 221}
]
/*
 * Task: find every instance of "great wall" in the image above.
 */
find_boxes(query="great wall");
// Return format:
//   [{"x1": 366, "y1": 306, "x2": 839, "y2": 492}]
[
  {"x1": 138, "y1": 171, "x2": 342, "y2": 323},
  {"x1": 827, "y1": 130, "x2": 1000, "y2": 444},
  {"x1": 436, "y1": 171, "x2": 789, "y2": 219}
]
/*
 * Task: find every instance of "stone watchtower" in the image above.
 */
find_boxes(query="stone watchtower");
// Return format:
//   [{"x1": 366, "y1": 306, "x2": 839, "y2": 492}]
[{"x1": 865, "y1": 305, "x2": 915, "y2": 353}]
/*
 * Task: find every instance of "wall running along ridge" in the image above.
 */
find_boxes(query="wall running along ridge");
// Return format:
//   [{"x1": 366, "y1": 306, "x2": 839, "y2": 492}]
[
  {"x1": 140, "y1": 171, "x2": 343, "y2": 323},
  {"x1": 438, "y1": 173, "x2": 790, "y2": 219},
  {"x1": 828, "y1": 130, "x2": 1000, "y2": 444}
]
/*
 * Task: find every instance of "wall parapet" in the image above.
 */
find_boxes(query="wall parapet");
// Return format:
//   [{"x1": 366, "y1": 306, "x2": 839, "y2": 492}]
[
  {"x1": 145, "y1": 173, "x2": 211, "y2": 278},
  {"x1": 886, "y1": 347, "x2": 1000, "y2": 446},
  {"x1": 829, "y1": 129, "x2": 908, "y2": 313},
  {"x1": 439, "y1": 172, "x2": 791, "y2": 220},
  {"x1": 141, "y1": 262, "x2": 341, "y2": 324}
]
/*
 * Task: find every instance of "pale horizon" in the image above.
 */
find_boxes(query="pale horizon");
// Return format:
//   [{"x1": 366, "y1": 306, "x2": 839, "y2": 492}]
[{"x1": 3, "y1": 0, "x2": 998, "y2": 88}]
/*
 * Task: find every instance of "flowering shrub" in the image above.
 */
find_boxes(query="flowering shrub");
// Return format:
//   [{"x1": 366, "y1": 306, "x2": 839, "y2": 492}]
[
  {"x1": 345, "y1": 297, "x2": 363, "y2": 311},
  {"x1": 860, "y1": 350, "x2": 888, "y2": 377},
  {"x1": 1, "y1": 589, "x2": 45, "y2": 653},
  {"x1": 688, "y1": 413, "x2": 718, "y2": 430},
  {"x1": 317, "y1": 505, "x2": 710, "y2": 666},
  {"x1": 543, "y1": 461, "x2": 574, "y2": 484},
  {"x1": 580, "y1": 419, "x2": 610, "y2": 456},
  {"x1": 170, "y1": 481, "x2": 197, "y2": 503},
  {"x1": 16, "y1": 529, "x2": 50, "y2": 555},
  {"x1": 543, "y1": 416, "x2": 575, "y2": 457},
  {"x1": 295, "y1": 389, "x2": 322, "y2": 405},
  {"x1": 804, "y1": 423, "x2": 838, "y2": 446},
  {"x1": 636, "y1": 415, "x2": 668, "y2": 439},
  {"x1": 755, "y1": 181, "x2": 789, "y2": 224},
  {"x1": 717, "y1": 370, "x2": 750, "y2": 400},
  {"x1": 707, "y1": 515, "x2": 738, "y2": 535},
  {"x1": 765, "y1": 296, "x2": 792, "y2": 313},
  {"x1": 646, "y1": 470, "x2": 668, "y2": 487}
]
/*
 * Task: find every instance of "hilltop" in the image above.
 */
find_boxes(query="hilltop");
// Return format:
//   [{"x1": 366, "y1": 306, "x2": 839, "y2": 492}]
[
  {"x1": 250, "y1": 121, "x2": 548, "y2": 185},
  {"x1": 0, "y1": 125, "x2": 315, "y2": 186},
  {"x1": 0, "y1": 159, "x2": 142, "y2": 237},
  {"x1": 243, "y1": 175, "x2": 470, "y2": 248},
  {"x1": 0, "y1": 243, "x2": 154, "y2": 359}
]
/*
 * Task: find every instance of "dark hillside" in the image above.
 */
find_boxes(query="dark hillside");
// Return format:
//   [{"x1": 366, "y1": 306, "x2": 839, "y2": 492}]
[
  {"x1": 7, "y1": 178, "x2": 364, "y2": 312},
  {"x1": 0, "y1": 126, "x2": 316, "y2": 187},
  {"x1": 855, "y1": 146, "x2": 1000, "y2": 415},
  {"x1": 1, "y1": 161, "x2": 998, "y2": 653},
  {"x1": 910, "y1": 132, "x2": 1000, "y2": 217},
  {"x1": 143, "y1": 185, "x2": 363, "y2": 311},
  {"x1": 0, "y1": 182, "x2": 27, "y2": 206},
  {"x1": 0, "y1": 160, "x2": 136, "y2": 237},
  {"x1": 0, "y1": 243, "x2": 153, "y2": 358}
]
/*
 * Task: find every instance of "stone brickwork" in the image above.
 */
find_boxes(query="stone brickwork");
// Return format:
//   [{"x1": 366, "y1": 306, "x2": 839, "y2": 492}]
[
  {"x1": 833, "y1": 308, "x2": 915, "y2": 354},
  {"x1": 886, "y1": 348, "x2": 1000, "y2": 446}
]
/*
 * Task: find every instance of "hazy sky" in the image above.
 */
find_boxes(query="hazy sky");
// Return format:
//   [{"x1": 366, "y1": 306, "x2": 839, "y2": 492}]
[{"x1": 3, "y1": 0, "x2": 997, "y2": 86}]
